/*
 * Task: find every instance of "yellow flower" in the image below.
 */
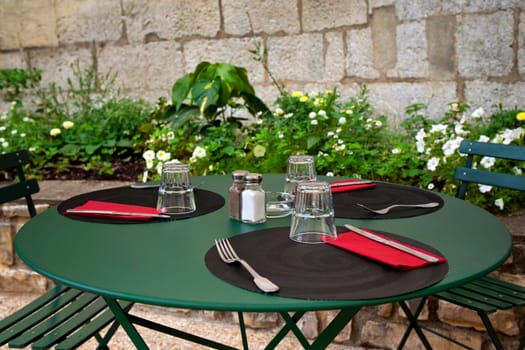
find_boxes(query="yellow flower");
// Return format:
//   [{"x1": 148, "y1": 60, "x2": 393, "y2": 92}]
[
  {"x1": 517, "y1": 112, "x2": 525, "y2": 121},
  {"x1": 274, "y1": 108, "x2": 284, "y2": 116},
  {"x1": 253, "y1": 144, "x2": 266, "y2": 158},
  {"x1": 299, "y1": 95, "x2": 308, "y2": 103},
  {"x1": 62, "y1": 121, "x2": 74, "y2": 129},
  {"x1": 291, "y1": 90, "x2": 303, "y2": 97},
  {"x1": 49, "y1": 128, "x2": 61, "y2": 137}
]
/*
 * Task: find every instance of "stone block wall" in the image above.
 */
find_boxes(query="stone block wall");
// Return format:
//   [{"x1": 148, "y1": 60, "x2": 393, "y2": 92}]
[
  {"x1": 0, "y1": 181, "x2": 523, "y2": 349},
  {"x1": 1, "y1": 1, "x2": 525, "y2": 123}
]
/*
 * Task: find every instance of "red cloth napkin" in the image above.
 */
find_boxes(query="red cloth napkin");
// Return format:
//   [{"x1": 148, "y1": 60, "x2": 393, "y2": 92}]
[
  {"x1": 324, "y1": 230, "x2": 446, "y2": 270},
  {"x1": 64, "y1": 200, "x2": 160, "y2": 220},
  {"x1": 329, "y1": 179, "x2": 376, "y2": 193}
]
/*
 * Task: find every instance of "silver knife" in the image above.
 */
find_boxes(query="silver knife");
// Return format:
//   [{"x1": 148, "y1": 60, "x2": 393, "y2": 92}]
[
  {"x1": 130, "y1": 183, "x2": 159, "y2": 189},
  {"x1": 343, "y1": 224, "x2": 439, "y2": 263},
  {"x1": 65, "y1": 209, "x2": 171, "y2": 219},
  {"x1": 330, "y1": 180, "x2": 374, "y2": 187}
]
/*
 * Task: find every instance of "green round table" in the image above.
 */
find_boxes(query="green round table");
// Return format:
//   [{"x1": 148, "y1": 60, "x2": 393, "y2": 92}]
[{"x1": 15, "y1": 175, "x2": 512, "y2": 349}]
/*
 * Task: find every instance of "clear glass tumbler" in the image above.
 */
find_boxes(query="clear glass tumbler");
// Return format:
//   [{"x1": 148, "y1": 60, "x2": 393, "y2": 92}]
[
  {"x1": 284, "y1": 155, "x2": 317, "y2": 195},
  {"x1": 289, "y1": 181, "x2": 337, "y2": 244},
  {"x1": 156, "y1": 162, "x2": 196, "y2": 214}
]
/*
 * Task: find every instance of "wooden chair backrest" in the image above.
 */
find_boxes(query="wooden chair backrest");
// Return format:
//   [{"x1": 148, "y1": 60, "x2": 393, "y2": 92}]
[
  {"x1": 454, "y1": 140, "x2": 525, "y2": 199},
  {"x1": 0, "y1": 150, "x2": 40, "y2": 217}
]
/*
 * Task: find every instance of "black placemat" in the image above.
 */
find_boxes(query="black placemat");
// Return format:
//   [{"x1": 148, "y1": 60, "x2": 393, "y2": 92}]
[
  {"x1": 205, "y1": 226, "x2": 448, "y2": 300},
  {"x1": 57, "y1": 186, "x2": 225, "y2": 224},
  {"x1": 333, "y1": 182, "x2": 444, "y2": 219}
]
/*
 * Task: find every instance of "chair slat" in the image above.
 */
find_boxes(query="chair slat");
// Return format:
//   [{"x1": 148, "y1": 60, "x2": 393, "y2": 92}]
[
  {"x1": 53, "y1": 301, "x2": 134, "y2": 350},
  {"x1": 0, "y1": 150, "x2": 31, "y2": 171},
  {"x1": 459, "y1": 140, "x2": 525, "y2": 161},
  {"x1": 8, "y1": 293, "x2": 99, "y2": 348},
  {"x1": 0, "y1": 179, "x2": 40, "y2": 204},
  {"x1": 455, "y1": 166, "x2": 525, "y2": 191}
]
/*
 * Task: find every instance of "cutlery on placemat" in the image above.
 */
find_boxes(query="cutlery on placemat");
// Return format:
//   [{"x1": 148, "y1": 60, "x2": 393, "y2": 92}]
[
  {"x1": 65, "y1": 209, "x2": 171, "y2": 218},
  {"x1": 356, "y1": 202, "x2": 440, "y2": 215},
  {"x1": 343, "y1": 224, "x2": 439, "y2": 263},
  {"x1": 130, "y1": 183, "x2": 159, "y2": 189},
  {"x1": 215, "y1": 238, "x2": 279, "y2": 293},
  {"x1": 330, "y1": 180, "x2": 374, "y2": 188}
]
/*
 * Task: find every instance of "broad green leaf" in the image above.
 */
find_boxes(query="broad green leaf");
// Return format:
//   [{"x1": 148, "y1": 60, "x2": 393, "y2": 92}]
[
  {"x1": 172, "y1": 74, "x2": 194, "y2": 111},
  {"x1": 307, "y1": 136, "x2": 320, "y2": 149},
  {"x1": 192, "y1": 79, "x2": 220, "y2": 116}
]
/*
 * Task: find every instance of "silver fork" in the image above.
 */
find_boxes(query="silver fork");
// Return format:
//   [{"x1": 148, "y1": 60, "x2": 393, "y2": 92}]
[
  {"x1": 356, "y1": 202, "x2": 440, "y2": 215},
  {"x1": 215, "y1": 239, "x2": 279, "y2": 293}
]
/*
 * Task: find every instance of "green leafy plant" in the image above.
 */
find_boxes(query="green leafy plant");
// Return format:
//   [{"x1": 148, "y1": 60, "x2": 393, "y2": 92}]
[
  {"x1": 0, "y1": 63, "x2": 154, "y2": 179},
  {"x1": 402, "y1": 102, "x2": 525, "y2": 212},
  {"x1": 0, "y1": 68, "x2": 42, "y2": 102}
]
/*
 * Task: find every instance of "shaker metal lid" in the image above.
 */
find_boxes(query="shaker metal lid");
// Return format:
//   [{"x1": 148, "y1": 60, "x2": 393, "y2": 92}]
[{"x1": 244, "y1": 173, "x2": 263, "y2": 183}]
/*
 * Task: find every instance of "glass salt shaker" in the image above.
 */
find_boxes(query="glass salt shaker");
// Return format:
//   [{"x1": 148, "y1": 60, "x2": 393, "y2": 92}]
[
  {"x1": 229, "y1": 170, "x2": 248, "y2": 220},
  {"x1": 241, "y1": 173, "x2": 266, "y2": 224}
]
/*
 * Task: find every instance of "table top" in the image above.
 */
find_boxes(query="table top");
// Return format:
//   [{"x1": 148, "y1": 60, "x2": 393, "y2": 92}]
[{"x1": 15, "y1": 174, "x2": 512, "y2": 312}]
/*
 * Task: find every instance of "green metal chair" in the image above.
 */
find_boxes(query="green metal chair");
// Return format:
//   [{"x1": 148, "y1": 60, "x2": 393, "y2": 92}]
[
  {"x1": 398, "y1": 140, "x2": 525, "y2": 350},
  {"x1": 0, "y1": 150, "x2": 132, "y2": 349}
]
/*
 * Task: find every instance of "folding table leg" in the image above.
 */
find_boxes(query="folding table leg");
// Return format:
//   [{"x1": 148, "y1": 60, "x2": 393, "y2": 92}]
[
  {"x1": 237, "y1": 312, "x2": 249, "y2": 350},
  {"x1": 398, "y1": 299, "x2": 433, "y2": 350},
  {"x1": 266, "y1": 307, "x2": 359, "y2": 349},
  {"x1": 103, "y1": 297, "x2": 148, "y2": 350}
]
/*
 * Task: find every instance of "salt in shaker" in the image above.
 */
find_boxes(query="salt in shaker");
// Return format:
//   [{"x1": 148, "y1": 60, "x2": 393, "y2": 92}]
[{"x1": 241, "y1": 173, "x2": 266, "y2": 224}]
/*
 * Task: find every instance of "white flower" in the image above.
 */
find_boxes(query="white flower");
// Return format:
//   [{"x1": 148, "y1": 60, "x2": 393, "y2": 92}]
[
  {"x1": 512, "y1": 166, "x2": 523, "y2": 175},
  {"x1": 284, "y1": 113, "x2": 293, "y2": 119},
  {"x1": 494, "y1": 198, "x2": 504, "y2": 210},
  {"x1": 253, "y1": 145, "x2": 266, "y2": 158},
  {"x1": 442, "y1": 137, "x2": 463, "y2": 157},
  {"x1": 427, "y1": 183, "x2": 435, "y2": 190},
  {"x1": 338, "y1": 117, "x2": 346, "y2": 125},
  {"x1": 278, "y1": 132, "x2": 284, "y2": 139},
  {"x1": 311, "y1": 120, "x2": 318, "y2": 125},
  {"x1": 156, "y1": 150, "x2": 171, "y2": 161},
  {"x1": 145, "y1": 159, "x2": 154, "y2": 169},
  {"x1": 2, "y1": 141, "x2": 8, "y2": 148},
  {"x1": 427, "y1": 157, "x2": 440, "y2": 171},
  {"x1": 49, "y1": 128, "x2": 61, "y2": 137},
  {"x1": 454, "y1": 123, "x2": 469, "y2": 136},
  {"x1": 471, "y1": 107, "x2": 484, "y2": 118},
  {"x1": 335, "y1": 128, "x2": 342, "y2": 133},
  {"x1": 192, "y1": 146, "x2": 207, "y2": 159},
  {"x1": 326, "y1": 172, "x2": 334, "y2": 176},
  {"x1": 480, "y1": 156, "x2": 496, "y2": 169},
  {"x1": 416, "y1": 140, "x2": 426, "y2": 153},
  {"x1": 416, "y1": 129, "x2": 426, "y2": 141},
  {"x1": 156, "y1": 162, "x2": 163, "y2": 174},
  {"x1": 318, "y1": 110, "x2": 327, "y2": 117},
  {"x1": 478, "y1": 135, "x2": 490, "y2": 142},
  {"x1": 143, "y1": 150, "x2": 155, "y2": 161},
  {"x1": 10, "y1": 129, "x2": 17, "y2": 135},
  {"x1": 392, "y1": 147, "x2": 401, "y2": 154},
  {"x1": 430, "y1": 124, "x2": 447, "y2": 134},
  {"x1": 500, "y1": 127, "x2": 524, "y2": 145},
  {"x1": 0, "y1": 126, "x2": 5, "y2": 131},
  {"x1": 479, "y1": 184, "x2": 492, "y2": 193},
  {"x1": 274, "y1": 107, "x2": 284, "y2": 116},
  {"x1": 327, "y1": 131, "x2": 335, "y2": 137},
  {"x1": 308, "y1": 112, "x2": 316, "y2": 119},
  {"x1": 166, "y1": 131, "x2": 175, "y2": 140},
  {"x1": 62, "y1": 121, "x2": 74, "y2": 129},
  {"x1": 375, "y1": 120, "x2": 382, "y2": 127}
]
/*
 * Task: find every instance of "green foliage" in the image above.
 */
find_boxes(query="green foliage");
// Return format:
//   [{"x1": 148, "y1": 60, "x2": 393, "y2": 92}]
[
  {"x1": 1, "y1": 61, "x2": 524, "y2": 213},
  {"x1": 0, "y1": 68, "x2": 42, "y2": 102},
  {"x1": 169, "y1": 61, "x2": 270, "y2": 125},
  {"x1": 400, "y1": 102, "x2": 525, "y2": 212},
  {"x1": 0, "y1": 63, "x2": 154, "y2": 178}
]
